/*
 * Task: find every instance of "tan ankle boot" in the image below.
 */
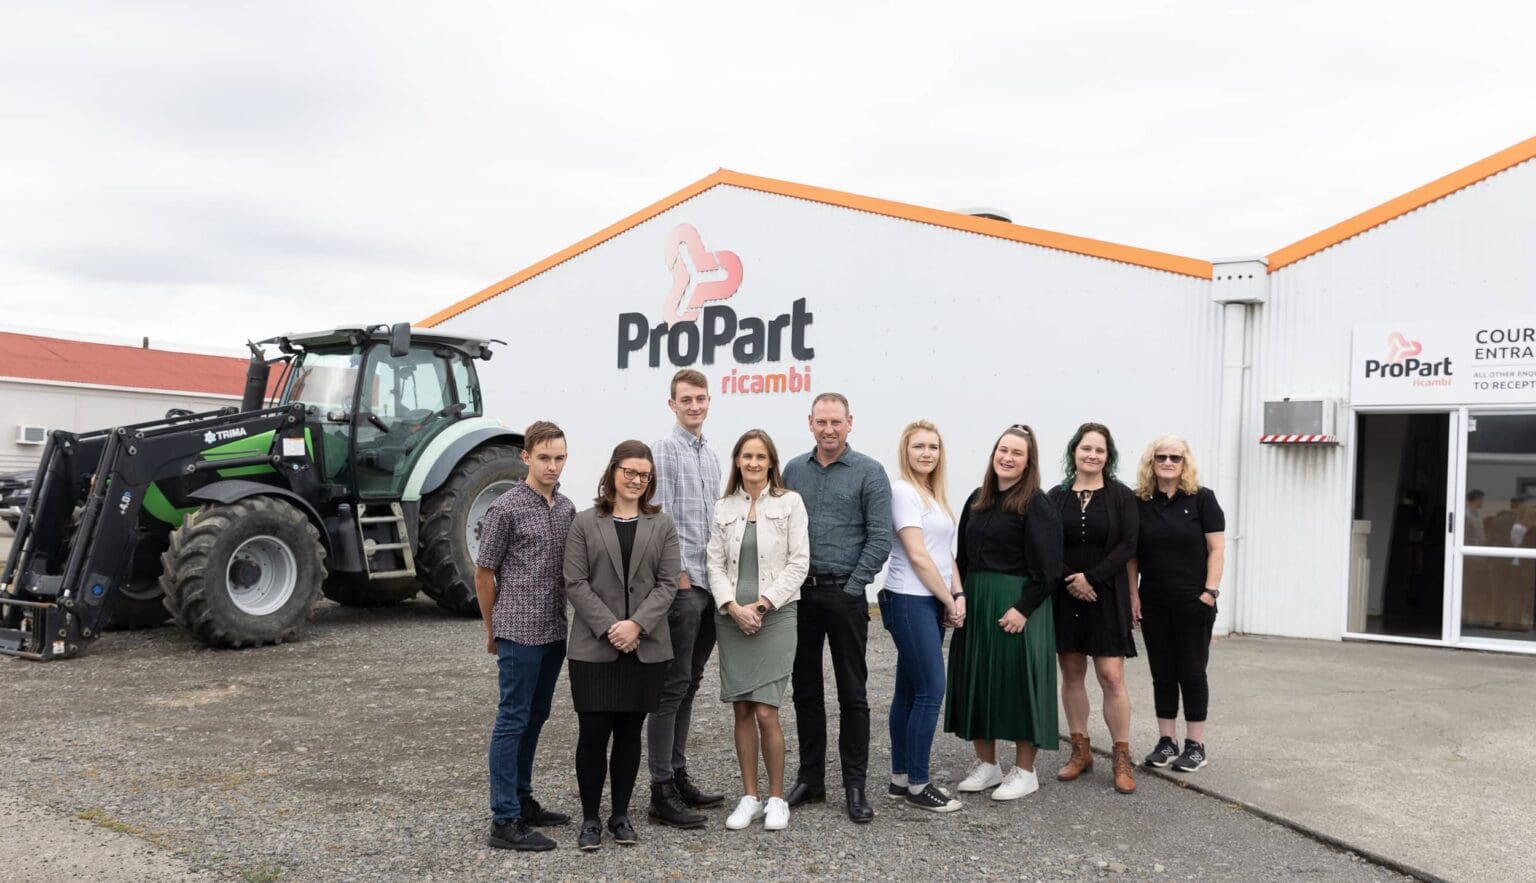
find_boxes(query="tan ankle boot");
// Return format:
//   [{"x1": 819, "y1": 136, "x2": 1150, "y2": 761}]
[
  {"x1": 1112, "y1": 742, "x2": 1136, "y2": 794},
  {"x1": 1057, "y1": 733, "x2": 1093, "y2": 781}
]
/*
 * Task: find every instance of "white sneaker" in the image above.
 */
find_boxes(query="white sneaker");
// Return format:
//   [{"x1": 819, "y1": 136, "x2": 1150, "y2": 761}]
[
  {"x1": 991, "y1": 766, "x2": 1040, "y2": 801},
  {"x1": 726, "y1": 795, "x2": 765, "y2": 830},
  {"x1": 956, "y1": 761, "x2": 1004, "y2": 792},
  {"x1": 763, "y1": 796, "x2": 790, "y2": 830}
]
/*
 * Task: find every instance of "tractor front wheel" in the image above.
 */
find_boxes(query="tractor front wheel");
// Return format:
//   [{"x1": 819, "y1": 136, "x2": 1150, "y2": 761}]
[{"x1": 160, "y1": 497, "x2": 327, "y2": 648}]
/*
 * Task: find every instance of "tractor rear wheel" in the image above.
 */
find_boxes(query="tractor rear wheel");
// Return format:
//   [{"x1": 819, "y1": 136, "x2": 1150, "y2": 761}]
[
  {"x1": 321, "y1": 573, "x2": 420, "y2": 607},
  {"x1": 417, "y1": 445, "x2": 526, "y2": 616},
  {"x1": 160, "y1": 496, "x2": 327, "y2": 647}
]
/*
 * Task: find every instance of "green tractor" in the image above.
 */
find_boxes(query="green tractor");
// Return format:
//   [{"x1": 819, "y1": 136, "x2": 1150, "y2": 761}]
[{"x1": 1, "y1": 323, "x2": 525, "y2": 660}]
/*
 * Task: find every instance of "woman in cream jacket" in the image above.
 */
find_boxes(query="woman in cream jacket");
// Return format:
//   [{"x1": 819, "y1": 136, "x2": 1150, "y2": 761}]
[{"x1": 706, "y1": 429, "x2": 810, "y2": 832}]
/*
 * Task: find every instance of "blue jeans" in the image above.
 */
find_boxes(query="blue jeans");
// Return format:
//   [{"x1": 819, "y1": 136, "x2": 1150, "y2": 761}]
[
  {"x1": 490, "y1": 638, "x2": 566, "y2": 823},
  {"x1": 880, "y1": 591, "x2": 946, "y2": 786}
]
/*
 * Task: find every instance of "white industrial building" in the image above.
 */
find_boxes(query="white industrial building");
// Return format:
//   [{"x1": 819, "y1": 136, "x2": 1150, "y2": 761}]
[
  {"x1": 425, "y1": 135, "x2": 1536, "y2": 654},
  {"x1": 0, "y1": 331, "x2": 249, "y2": 475}
]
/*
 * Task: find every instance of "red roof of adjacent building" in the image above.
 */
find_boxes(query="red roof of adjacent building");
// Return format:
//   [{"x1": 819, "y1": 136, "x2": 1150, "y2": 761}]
[{"x1": 0, "y1": 331, "x2": 252, "y2": 396}]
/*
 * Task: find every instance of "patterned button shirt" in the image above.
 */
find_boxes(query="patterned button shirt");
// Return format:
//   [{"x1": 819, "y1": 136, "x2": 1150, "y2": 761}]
[
  {"x1": 651, "y1": 422, "x2": 723, "y2": 590},
  {"x1": 475, "y1": 480, "x2": 576, "y2": 645}
]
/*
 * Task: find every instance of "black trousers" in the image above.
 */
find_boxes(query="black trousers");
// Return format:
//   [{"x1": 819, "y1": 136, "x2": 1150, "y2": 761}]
[
  {"x1": 1140, "y1": 598, "x2": 1216, "y2": 722},
  {"x1": 791, "y1": 584, "x2": 870, "y2": 788},
  {"x1": 575, "y1": 711, "x2": 646, "y2": 821}
]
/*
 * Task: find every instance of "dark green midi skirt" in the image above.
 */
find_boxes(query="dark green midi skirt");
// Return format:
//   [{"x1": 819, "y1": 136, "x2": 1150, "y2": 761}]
[{"x1": 943, "y1": 570, "x2": 1058, "y2": 749}]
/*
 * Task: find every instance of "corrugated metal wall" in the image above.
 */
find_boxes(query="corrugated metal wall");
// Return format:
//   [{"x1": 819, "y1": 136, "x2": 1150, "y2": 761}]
[{"x1": 1237, "y1": 158, "x2": 1536, "y2": 639}]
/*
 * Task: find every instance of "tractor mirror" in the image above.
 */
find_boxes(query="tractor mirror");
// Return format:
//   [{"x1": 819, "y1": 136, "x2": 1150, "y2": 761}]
[{"x1": 389, "y1": 323, "x2": 411, "y2": 358}]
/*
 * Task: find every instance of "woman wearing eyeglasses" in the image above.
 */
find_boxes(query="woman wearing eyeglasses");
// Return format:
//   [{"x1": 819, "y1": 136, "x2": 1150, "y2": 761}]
[
  {"x1": 944, "y1": 424, "x2": 1064, "y2": 802},
  {"x1": 563, "y1": 440, "x2": 681, "y2": 850},
  {"x1": 1046, "y1": 422, "x2": 1140, "y2": 794},
  {"x1": 1133, "y1": 434, "x2": 1225, "y2": 774},
  {"x1": 706, "y1": 429, "x2": 809, "y2": 832}
]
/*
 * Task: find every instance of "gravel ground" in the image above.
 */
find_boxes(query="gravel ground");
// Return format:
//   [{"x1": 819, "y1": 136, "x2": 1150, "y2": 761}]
[{"x1": 0, "y1": 597, "x2": 1413, "y2": 882}]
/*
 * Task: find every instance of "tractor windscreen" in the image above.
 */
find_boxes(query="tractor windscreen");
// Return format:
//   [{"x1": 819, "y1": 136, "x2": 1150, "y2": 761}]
[{"x1": 284, "y1": 349, "x2": 362, "y2": 414}]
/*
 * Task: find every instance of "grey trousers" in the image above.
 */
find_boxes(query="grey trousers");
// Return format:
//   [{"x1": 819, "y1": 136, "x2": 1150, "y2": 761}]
[{"x1": 647, "y1": 587, "x2": 716, "y2": 783}]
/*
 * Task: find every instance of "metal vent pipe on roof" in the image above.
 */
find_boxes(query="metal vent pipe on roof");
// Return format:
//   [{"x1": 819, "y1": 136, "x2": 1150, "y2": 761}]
[{"x1": 954, "y1": 207, "x2": 1012, "y2": 223}]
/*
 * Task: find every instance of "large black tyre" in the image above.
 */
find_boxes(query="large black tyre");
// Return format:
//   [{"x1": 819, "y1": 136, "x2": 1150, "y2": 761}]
[
  {"x1": 160, "y1": 497, "x2": 327, "y2": 648},
  {"x1": 105, "y1": 581, "x2": 174, "y2": 630},
  {"x1": 321, "y1": 573, "x2": 420, "y2": 607},
  {"x1": 417, "y1": 444, "x2": 526, "y2": 616},
  {"x1": 105, "y1": 530, "x2": 172, "y2": 631}
]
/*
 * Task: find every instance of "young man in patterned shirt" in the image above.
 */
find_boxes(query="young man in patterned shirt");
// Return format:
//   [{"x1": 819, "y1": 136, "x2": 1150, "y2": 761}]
[
  {"x1": 475, "y1": 420, "x2": 575, "y2": 852},
  {"x1": 646, "y1": 369, "x2": 727, "y2": 827}
]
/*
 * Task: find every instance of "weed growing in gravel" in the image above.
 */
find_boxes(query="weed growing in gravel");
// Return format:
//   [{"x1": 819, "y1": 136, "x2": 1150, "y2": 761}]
[
  {"x1": 240, "y1": 862, "x2": 284, "y2": 883},
  {"x1": 74, "y1": 807, "x2": 173, "y2": 849}
]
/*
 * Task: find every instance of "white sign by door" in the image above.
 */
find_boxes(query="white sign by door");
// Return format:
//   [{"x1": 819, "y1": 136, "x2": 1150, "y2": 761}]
[{"x1": 1351, "y1": 319, "x2": 1536, "y2": 406}]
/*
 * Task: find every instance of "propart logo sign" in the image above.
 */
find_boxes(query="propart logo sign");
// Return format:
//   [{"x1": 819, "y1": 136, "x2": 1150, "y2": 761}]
[
  {"x1": 616, "y1": 223, "x2": 814, "y2": 395},
  {"x1": 1362, "y1": 331, "x2": 1452, "y2": 387}
]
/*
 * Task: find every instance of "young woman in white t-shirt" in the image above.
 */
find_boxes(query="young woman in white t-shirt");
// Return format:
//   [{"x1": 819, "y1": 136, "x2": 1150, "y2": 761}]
[{"x1": 878, "y1": 420, "x2": 966, "y2": 813}]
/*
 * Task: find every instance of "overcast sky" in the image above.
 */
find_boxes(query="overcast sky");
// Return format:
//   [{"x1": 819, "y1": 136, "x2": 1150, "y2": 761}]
[{"x1": 1, "y1": 0, "x2": 1531, "y2": 353}]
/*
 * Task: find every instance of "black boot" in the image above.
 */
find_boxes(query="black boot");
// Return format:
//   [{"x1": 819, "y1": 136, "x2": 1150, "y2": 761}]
[
  {"x1": 673, "y1": 767, "x2": 725, "y2": 808},
  {"x1": 646, "y1": 782, "x2": 707, "y2": 829}
]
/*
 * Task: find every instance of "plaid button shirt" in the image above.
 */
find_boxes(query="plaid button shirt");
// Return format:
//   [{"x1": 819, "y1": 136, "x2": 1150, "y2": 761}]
[
  {"x1": 651, "y1": 423, "x2": 723, "y2": 590},
  {"x1": 475, "y1": 480, "x2": 575, "y2": 645}
]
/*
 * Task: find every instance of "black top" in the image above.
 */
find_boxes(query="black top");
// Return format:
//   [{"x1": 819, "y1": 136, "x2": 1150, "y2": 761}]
[
  {"x1": 1136, "y1": 486, "x2": 1224, "y2": 604},
  {"x1": 614, "y1": 517, "x2": 638, "y2": 615},
  {"x1": 1047, "y1": 482, "x2": 1138, "y2": 591},
  {"x1": 957, "y1": 488, "x2": 1064, "y2": 617}
]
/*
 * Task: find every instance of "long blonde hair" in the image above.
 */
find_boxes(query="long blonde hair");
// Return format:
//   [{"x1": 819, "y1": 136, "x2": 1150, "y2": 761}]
[
  {"x1": 1135, "y1": 434, "x2": 1202, "y2": 500},
  {"x1": 897, "y1": 420, "x2": 953, "y2": 519}
]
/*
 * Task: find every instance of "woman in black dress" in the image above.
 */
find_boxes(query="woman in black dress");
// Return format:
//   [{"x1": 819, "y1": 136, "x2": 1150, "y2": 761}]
[
  {"x1": 1046, "y1": 422, "x2": 1139, "y2": 794},
  {"x1": 563, "y1": 440, "x2": 680, "y2": 849}
]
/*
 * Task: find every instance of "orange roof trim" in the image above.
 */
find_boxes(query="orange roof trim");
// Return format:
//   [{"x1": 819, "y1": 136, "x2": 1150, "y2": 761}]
[
  {"x1": 1268, "y1": 135, "x2": 1536, "y2": 272},
  {"x1": 420, "y1": 170, "x2": 1213, "y2": 328}
]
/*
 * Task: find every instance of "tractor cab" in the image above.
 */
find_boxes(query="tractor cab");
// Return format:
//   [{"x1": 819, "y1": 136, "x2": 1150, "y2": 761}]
[{"x1": 268, "y1": 325, "x2": 494, "y2": 501}]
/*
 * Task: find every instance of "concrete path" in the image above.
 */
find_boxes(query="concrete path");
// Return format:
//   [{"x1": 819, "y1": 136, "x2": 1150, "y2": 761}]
[{"x1": 1072, "y1": 634, "x2": 1536, "y2": 882}]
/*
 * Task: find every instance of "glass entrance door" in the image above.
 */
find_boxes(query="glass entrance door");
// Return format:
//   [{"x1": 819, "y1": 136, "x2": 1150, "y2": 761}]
[
  {"x1": 1350, "y1": 413, "x2": 1455, "y2": 640},
  {"x1": 1456, "y1": 411, "x2": 1536, "y2": 647}
]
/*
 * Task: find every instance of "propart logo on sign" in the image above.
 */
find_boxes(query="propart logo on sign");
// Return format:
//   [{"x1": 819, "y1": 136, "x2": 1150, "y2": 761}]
[
  {"x1": 1362, "y1": 331, "x2": 1452, "y2": 387},
  {"x1": 616, "y1": 224, "x2": 814, "y2": 395}
]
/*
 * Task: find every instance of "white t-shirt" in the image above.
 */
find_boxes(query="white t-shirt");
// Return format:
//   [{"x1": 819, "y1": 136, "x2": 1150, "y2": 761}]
[{"x1": 884, "y1": 479, "x2": 956, "y2": 597}]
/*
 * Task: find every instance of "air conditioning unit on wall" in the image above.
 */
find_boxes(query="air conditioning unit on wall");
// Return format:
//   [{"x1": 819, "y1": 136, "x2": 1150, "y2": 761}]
[
  {"x1": 15, "y1": 425, "x2": 47, "y2": 445},
  {"x1": 1261, "y1": 399, "x2": 1339, "y2": 444}
]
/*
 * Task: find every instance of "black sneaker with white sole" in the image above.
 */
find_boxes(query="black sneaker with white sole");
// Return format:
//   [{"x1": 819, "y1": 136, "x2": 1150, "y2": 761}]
[
  {"x1": 1143, "y1": 736, "x2": 1179, "y2": 769},
  {"x1": 1170, "y1": 740, "x2": 1207, "y2": 772},
  {"x1": 886, "y1": 782, "x2": 908, "y2": 800},
  {"x1": 904, "y1": 783, "x2": 962, "y2": 813}
]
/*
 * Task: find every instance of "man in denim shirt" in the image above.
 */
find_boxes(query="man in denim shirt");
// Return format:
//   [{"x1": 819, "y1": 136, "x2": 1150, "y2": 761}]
[{"x1": 782, "y1": 392, "x2": 893, "y2": 823}]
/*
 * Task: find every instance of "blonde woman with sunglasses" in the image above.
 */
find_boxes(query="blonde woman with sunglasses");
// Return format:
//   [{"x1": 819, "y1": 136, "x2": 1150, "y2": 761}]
[{"x1": 1133, "y1": 435, "x2": 1225, "y2": 774}]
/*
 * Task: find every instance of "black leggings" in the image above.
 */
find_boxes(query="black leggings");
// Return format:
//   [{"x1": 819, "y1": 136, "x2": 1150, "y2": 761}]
[
  {"x1": 576, "y1": 711, "x2": 647, "y2": 821},
  {"x1": 1140, "y1": 599, "x2": 1215, "y2": 722}
]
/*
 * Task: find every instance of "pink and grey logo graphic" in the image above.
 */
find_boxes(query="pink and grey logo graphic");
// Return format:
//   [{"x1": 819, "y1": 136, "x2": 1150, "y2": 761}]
[
  {"x1": 662, "y1": 223, "x2": 743, "y2": 324},
  {"x1": 618, "y1": 222, "x2": 813, "y2": 376},
  {"x1": 1364, "y1": 330, "x2": 1451, "y2": 381},
  {"x1": 1385, "y1": 331, "x2": 1423, "y2": 364}
]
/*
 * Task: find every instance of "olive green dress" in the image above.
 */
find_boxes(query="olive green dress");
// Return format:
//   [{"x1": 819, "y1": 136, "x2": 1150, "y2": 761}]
[{"x1": 715, "y1": 522, "x2": 798, "y2": 707}]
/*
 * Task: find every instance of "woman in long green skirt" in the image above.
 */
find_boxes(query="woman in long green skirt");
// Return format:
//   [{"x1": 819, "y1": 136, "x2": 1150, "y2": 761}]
[{"x1": 944, "y1": 424, "x2": 1064, "y2": 801}]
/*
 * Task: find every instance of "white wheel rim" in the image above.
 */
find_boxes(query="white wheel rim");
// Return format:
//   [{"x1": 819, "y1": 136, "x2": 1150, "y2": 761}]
[
  {"x1": 468, "y1": 480, "x2": 517, "y2": 561},
  {"x1": 227, "y1": 535, "x2": 298, "y2": 616}
]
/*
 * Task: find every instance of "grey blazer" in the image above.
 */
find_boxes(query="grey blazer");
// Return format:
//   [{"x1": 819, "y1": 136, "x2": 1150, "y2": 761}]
[{"x1": 563, "y1": 508, "x2": 680, "y2": 664}]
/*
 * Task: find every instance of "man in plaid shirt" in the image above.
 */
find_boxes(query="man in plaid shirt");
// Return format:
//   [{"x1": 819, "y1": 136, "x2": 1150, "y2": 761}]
[
  {"x1": 475, "y1": 420, "x2": 575, "y2": 852},
  {"x1": 646, "y1": 369, "x2": 727, "y2": 828}
]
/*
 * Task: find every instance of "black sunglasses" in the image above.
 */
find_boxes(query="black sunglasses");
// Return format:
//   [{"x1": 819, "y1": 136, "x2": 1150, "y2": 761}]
[{"x1": 1153, "y1": 453, "x2": 1184, "y2": 464}]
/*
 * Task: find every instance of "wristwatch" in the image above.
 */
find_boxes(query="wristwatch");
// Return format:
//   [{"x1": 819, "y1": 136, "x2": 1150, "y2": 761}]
[
  {"x1": 951, "y1": 592, "x2": 966, "y2": 600},
  {"x1": 1202, "y1": 588, "x2": 1221, "y2": 599}
]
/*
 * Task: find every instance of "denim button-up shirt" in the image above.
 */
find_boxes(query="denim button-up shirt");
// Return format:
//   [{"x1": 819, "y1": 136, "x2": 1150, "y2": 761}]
[{"x1": 782, "y1": 444, "x2": 893, "y2": 596}]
